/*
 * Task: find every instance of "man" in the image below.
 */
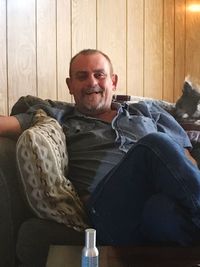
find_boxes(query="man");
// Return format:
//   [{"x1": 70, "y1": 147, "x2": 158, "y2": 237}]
[{"x1": 2, "y1": 49, "x2": 200, "y2": 246}]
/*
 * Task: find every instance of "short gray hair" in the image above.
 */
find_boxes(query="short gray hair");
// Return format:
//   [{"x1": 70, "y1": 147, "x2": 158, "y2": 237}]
[{"x1": 69, "y1": 49, "x2": 114, "y2": 77}]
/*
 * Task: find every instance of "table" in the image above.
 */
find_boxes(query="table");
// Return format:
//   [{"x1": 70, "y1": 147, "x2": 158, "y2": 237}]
[{"x1": 46, "y1": 245, "x2": 200, "y2": 267}]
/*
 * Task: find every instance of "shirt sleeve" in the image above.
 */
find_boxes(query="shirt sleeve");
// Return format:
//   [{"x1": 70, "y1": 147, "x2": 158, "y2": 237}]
[
  {"x1": 14, "y1": 113, "x2": 34, "y2": 131},
  {"x1": 12, "y1": 95, "x2": 74, "y2": 132},
  {"x1": 14, "y1": 104, "x2": 68, "y2": 131}
]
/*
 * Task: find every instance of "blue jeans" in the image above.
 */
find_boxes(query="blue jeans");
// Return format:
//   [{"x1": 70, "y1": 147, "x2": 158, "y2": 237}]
[{"x1": 87, "y1": 132, "x2": 200, "y2": 246}]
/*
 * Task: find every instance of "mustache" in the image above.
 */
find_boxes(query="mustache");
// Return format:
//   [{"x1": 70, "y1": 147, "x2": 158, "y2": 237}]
[{"x1": 85, "y1": 87, "x2": 104, "y2": 94}]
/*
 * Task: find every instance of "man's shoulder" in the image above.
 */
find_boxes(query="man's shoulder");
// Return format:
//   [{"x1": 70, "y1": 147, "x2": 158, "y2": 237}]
[
  {"x1": 123, "y1": 100, "x2": 151, "y2": 112},
  {"x1": 124, "y1": 98, "x2": 175, "y2": 115},
  {"x1": 10, "y1": 95, "x2": 75, "y2": 115}
]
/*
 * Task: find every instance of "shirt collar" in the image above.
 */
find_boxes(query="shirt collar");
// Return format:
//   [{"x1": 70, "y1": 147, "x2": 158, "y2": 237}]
[{"x1": 73, "y1": 101, "x2": 123, "y2": 117}]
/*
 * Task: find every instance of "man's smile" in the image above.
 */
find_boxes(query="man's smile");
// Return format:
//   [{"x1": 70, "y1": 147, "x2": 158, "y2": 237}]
[{"x1": 85, "y1": 87, "x2": 104, "y2": 95}]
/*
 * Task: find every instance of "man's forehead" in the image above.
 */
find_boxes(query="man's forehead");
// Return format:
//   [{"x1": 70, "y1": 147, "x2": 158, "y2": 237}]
[
  {"x1": 75, "y1": 69, "x2": 105, "y2": 74},
  {"x1": 71, "y1": 53, "x2": 110, "y2": 72}
]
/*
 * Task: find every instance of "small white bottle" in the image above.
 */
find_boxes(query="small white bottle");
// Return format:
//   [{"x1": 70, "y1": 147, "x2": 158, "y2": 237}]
[{"x1": 81, "y1": 228, "x2": 99, "y2": 267}]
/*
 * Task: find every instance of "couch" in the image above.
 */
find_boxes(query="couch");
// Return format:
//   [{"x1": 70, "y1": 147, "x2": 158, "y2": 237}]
[
  {"x1": 1, "y1": 94, "x2": 200, "y2": 267},
  {"x1": 0, "y1": 136, "x2": 86, "y2": 267}
]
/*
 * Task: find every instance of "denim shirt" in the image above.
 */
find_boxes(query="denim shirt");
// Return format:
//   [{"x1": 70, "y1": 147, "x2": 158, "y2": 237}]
[
  {"x1": 112, "y1": 101, "x2": 191, "y2": 152},
  {"x1": 15, "y1": 100, "x2": 191, "y2": 195}
]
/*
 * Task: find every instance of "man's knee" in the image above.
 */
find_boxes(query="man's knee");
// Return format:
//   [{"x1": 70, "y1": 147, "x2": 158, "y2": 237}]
[
  {"x1": 137, "y1": 132, "x2": 183, "y2": 159},
  {"x1": 139, "y1": 132, "x2": 173, "y2": 147}
]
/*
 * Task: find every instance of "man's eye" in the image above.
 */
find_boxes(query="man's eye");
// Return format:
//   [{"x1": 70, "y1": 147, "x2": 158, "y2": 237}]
[{"x1": 94, "y1": 73, "x2": 106, "y2": 79}]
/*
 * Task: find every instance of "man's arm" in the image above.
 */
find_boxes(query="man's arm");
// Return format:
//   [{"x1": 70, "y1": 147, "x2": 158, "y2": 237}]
[{"x1": 0, "y1": 115, "x2": 22, "y2": 138}]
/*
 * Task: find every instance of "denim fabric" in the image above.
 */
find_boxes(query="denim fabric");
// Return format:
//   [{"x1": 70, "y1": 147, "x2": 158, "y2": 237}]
[
  {"x1": 87, "y1": 132, "x2": 200, "y2": 246},
  {"x1": 113, "y1": 101, "x2": 192, "y2": 152}
]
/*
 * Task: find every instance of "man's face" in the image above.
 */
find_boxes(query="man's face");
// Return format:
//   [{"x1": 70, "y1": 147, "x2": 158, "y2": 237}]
[{"x1": 66, "y1": 53, "x2": 118, "y2": 115}]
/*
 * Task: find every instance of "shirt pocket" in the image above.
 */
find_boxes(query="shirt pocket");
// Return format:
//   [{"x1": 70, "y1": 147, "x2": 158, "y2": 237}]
[
  {"x1": 116, "y1": 115, "x2": 158, "y2": 143},
  {"x1": 63, "y1": 119, "x2": 96, "y2": 136}
]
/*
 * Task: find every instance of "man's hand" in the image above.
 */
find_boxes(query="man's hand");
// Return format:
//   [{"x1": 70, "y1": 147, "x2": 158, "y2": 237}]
[
  {"x1": 184, "y1": 149, "x2": 197, "y2": 166},
  {"x1": 0, "y1": 115, "x2": 22, "y2": 139}
]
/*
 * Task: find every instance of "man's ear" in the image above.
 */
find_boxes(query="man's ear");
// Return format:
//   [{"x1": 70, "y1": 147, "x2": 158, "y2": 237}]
[
  {"x1": 66, "y1": 78, "x2": 73, "y2": 95},
  {"x1": 112, "y1": 74, "x2": 118, "y2": 91}
]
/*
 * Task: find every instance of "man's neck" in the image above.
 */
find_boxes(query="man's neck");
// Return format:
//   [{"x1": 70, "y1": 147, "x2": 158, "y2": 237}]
[
  {"x1": 75, "y1": 103, "x2": 119, "y2": 122},
  {"x1": 92, "y1": 109, "x2": 117, "y2": 122}
]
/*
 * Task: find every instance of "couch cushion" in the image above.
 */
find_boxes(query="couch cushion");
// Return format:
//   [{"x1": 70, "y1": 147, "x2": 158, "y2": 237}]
[
  {"x1": 16, "y1": 109, "x2": 89, "y2": 231},
  {"x1": 17, "y1": 217, "x2": 84, "y2": 267}
]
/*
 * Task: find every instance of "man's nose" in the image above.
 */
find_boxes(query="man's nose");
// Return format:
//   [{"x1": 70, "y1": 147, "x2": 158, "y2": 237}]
[{"x1": 87, "y1": 75, "x2": 98, "y2": 87}]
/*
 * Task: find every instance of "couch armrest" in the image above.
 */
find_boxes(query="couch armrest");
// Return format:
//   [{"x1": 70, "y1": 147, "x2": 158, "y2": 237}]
[
  {"x1": 0, "y1": 137, "x2": 31, "y2": 266},
  {"x1": 0, "y1": 136, "x2": 16, "y2": 165},
  {"x1": 0, "y1": 136, "x2": 32, "y2": 221}
]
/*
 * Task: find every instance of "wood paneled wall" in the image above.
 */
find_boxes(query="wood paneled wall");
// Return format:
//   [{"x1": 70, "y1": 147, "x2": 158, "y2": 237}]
[{"x1": 1, "y1": 0, "x2": 200, "y2": 115}]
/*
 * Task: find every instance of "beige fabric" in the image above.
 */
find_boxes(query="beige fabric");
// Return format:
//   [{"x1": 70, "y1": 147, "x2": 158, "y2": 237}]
[{"x1": 16, "y1": 109, "x2": 89, "y2": 231}]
